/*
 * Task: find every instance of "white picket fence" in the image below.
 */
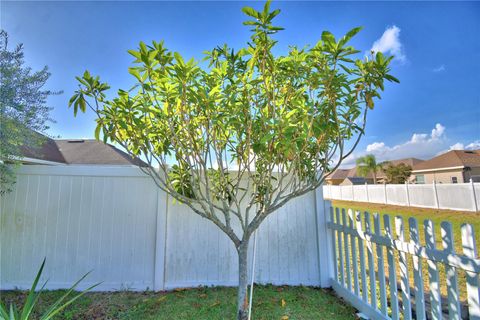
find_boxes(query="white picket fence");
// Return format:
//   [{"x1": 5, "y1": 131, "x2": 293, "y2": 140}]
[
  {"x1": 323, "y1": 182, "x2": 480, "y2": 212},
  {"x1": 325, "y1": 202, "x2": 480, "y2": 320}
]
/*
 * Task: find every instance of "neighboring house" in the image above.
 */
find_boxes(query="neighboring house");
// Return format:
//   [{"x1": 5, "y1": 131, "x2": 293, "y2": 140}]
[
  {"x1": 326, "y1": 157, "x2": 423, "y2": 185},
  {"x1": 339, "y1": 177, "x2": 368, "y2": 186},
  {"x1": 12, "y1": 133, "x2": 146, "y2": 166},
  {"x1": 325, "y1": 168, "x2": 350, "y2": 185},
  {"x1": 412, "y1": 150, "x2": 480, "y2": 184},
  {"x1": 377, "y1": 158, "x2": 424, "y2": 184}
]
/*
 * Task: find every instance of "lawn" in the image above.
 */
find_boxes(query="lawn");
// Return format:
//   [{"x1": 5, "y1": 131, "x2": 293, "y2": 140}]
[
  {"x1": 332, "y1": 200, "x2": 480, "y2": 305},
  {"x1": 0, "y1": 285, "x2": 357, "y2": 320}
]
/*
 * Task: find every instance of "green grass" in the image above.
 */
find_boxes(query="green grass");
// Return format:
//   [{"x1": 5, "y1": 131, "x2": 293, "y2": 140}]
[
  {"x1": 332, "y1": 200, "x2": 480, "y2": 304},
  {"x1": 0, "y1": 285, "x2": 356, "y2": 320}
]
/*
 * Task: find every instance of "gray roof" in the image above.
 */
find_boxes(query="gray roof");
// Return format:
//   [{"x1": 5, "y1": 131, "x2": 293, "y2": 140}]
[{"x1": 22, "y1": 135, "x2": 147, "y2": 166}]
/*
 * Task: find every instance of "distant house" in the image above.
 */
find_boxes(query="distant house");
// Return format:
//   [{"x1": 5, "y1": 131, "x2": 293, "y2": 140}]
[
  {"x1": 11, "y1": 133, "x2": 146, "y2": 167},
  {"x1": 339, "y1": 177, "x2": 368, "y2": 186},
  {"x1": 326, "y1": 157, "x2": 423, "y2": 185},
  {"x1": 377, "y1": 158, "x2": 424, "y2": 184},
  {"x1": 412, "y1": 150, "x2": 480, "y2": 184},
  {"x1": 325, "y1": 169, "x2": 350, "y2": 185}
]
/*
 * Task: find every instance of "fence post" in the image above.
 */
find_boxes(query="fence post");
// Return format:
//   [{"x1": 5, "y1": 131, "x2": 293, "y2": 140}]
[
  {"x1": 315, "y1": 186, "x2": 334, "y2": 287},
  {"x1": 405, "y1": 182, "x2": 411, "y2": 207},
  {"x1": 471, "y1": 179, "x2": 478, "y2": 212},
  {"x1": 365, "y1": 182, "x2": 369, "y2": 202},
  {"x1": 461, "y1": 224, "x2": 480, "y2": 319},
  {"x1": 153, "y1": 189, "x2": 168, "y2": 291},
  {"x1": 384, "y1": 183, "x2": 388, "y2": 204},
  {"x1": 433, "y1": 180, "x2": 440, "y2": 209}
]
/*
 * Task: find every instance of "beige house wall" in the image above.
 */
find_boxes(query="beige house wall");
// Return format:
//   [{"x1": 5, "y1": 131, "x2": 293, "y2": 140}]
[
  {"x1": 326, "y1": 179, "x2": 344, "y2": 185},
  {"x1": 413, "y1": 168, "x2": 465, "y2": 184}
]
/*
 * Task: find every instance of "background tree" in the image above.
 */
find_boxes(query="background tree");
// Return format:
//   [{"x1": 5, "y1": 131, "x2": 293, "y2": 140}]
[
  {"x1": 69, "y1": 2, "x2": 398, "y2": 318},
  {"x1": 0, "y1": 30, "x2": 58, "y2": 194},
  {"x1": 383, "y1": 162, "x2": 412, "y2": 184},
  {"x1": 356, "y1": 154, "x2": 382, "y2": 184}
]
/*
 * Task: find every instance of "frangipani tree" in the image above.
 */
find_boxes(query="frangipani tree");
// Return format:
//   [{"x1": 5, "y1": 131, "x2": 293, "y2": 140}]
[{"x1": 69, "y1": 2, "x2": 398, "y2": 318}]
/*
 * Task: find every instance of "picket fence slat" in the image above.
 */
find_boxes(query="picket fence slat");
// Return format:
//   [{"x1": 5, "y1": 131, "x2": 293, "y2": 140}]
[
  {"x1": 425, "y1": 220, "x2": 442, "y2": 320},
  {"x1": 441, "y1": 221, "x2": 461, "y2": 320},
  {"x1": 395, "y1": 216, "x2": 412, "y2": 320},
  {"x1": 409, "y1": 217, "x2": 426, "y2": 320},
  {"x1": 374, "y1": 213, "x2": 388, "y2": 315},
  {"x1": 336, "y1": 208, "x2": 345, "y2": 286},
  {"x1": 343, "y1": 209, "x2": 352, "y2": 291},
  {"x1": 365, "y1": 212, "x2": 377, "y2": 309},
  {"x1": 349, "y1": 210, "x2": 360, "y2": 296},
  {"x1": 330, "y1": 207, "x2": 338, "y2": 283},
  {"x1": 462, "y1": 224, "x2": 480, "y2": 320},
  {"x1": 356, "y1": 211, "x2": 368, "y2": 302},
  {"x1": 384, "y1": 215, "x2": 399, "y2": 320}
]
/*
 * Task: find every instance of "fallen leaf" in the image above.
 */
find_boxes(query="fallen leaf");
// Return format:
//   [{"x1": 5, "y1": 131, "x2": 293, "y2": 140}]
[
  {"x1": 210, "y1": 301, "x2": 220, "y2": 307},
  {"x1": 281, "y1": 299, "x2": 286, "y2": 307},
  {"x1": 199, "y1": 293, "x2": 208, "y2": 298},
  {"x1": 281, "y1": 316, "x2": 289, "y2": 320}
]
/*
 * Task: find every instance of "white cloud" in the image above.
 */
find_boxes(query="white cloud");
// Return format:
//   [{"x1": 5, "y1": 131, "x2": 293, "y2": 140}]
[
  {"x1": 466, "y1": 141, "x2": 480, "y2": 150},
  {"x1": 431, "y1": 123, "x2": 445, "y2": 139},
  {"x1": 338, "y1": 124, "x2": 478, "y2": 168},
  {"x1": 449, "y1": 142, "x2": 464, "y2": 150},
  {"x1": 370, "y1": 25, "x2": 406, "y2": 63},
  {"x1": 448, "y1": 140, "x2": 479, "y2": 152},
  {"x1": 433, "y1": 64, "x2": 446, "y2": 72},
  {"x1": 341, "y1": 124, "x2": 447, "y2": 167}
]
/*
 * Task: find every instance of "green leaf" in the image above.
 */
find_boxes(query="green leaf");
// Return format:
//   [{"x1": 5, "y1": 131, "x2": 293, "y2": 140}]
[
  {"x1": 242, "y1": 6, "x2": 259, "y2": 19},
  {"x1": 68, "y1": 93, "x2": 78, "y2": 107},
  {"x1": 321, "y1": 31, "x2": 336, "y2": 46},
  {"x1": 78, "y1": 94, "x2": 86, "y2": 113},
  {"x1": 385, "y1": 74, "x2": 400, "y2": 83},
  {"x1": 94, "y1": 124, "x2": 102, "y2": 140},
  {"x1": 174, "y1": 52, "x2": 184, "y2": 65},
  {"x1": 339, "y1": 26, "x2": 363, "y2": 46}
]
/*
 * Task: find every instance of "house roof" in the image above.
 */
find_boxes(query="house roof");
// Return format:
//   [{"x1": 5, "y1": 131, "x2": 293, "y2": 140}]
[
  {"x1": 341, "y1": 177, "x2": 368, "y2": 185},
  {"x1": 327, "y1": 157, "x2": 423, "y2": 181},
  {"x1": 20, "y1": 134, "x2": 147, "y2": 166},
  {"x1": 383, "y1": 158, "x2": 424, "y2": 167},
  {"x1": 326, "y1": 168, "x2": 350, "y2": 180},
  {"x1": 413, "y1": 150, "x2": 480, "y2": 171}
]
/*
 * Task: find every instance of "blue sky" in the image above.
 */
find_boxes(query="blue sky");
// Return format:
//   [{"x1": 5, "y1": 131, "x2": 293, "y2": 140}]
[{"x1": 2, "y1": 1, "x2": 479, "y2": 165}]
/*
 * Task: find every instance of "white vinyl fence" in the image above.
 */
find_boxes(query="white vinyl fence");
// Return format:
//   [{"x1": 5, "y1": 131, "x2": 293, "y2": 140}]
[
  {"x1": 0, "y1": 165, "x2": 323, "y2": 291},
  {"x1": 325, "y1": 202, "x2": 480, "y2": 320},
  {"x1": 323, "y1": 182, "x2": 480, "y2": 212}
]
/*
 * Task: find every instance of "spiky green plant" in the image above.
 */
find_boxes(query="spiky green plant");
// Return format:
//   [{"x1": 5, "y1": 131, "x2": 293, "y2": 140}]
[{"x1": 0, "y1": 259, "x2": 98, "y2": 320}]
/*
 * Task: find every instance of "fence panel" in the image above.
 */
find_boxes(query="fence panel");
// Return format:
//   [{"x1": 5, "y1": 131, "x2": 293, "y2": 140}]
[
  {"x1": 353, "y1": 185, "x2": 368, "y2": 202},
  {"x1": 328, "y1": 205, "x2": 480, "y2": 320},
  {"x1": 1, "y1": 165, "x2": 321, "y2": 291},
  {"x1": 367, "y1": 185, "x2": 386, "y2": 203},
  {"x1": 0, "y1": 166, "x2": 158, "y2": 291},
  {"x1": 386, "y1": 185, "x2": 408, "y2": 206},
  {"x1": 324, "y1": 183, "x2": 480, "y2": 212},
  {"x1": 436, "y1": 183, "x2": 475, "y2": 211}
]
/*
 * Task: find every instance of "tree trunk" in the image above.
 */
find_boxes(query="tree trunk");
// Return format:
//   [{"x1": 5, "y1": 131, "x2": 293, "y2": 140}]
[{"x1": 237, "y1": 241, "x2": 249, "y2": 320}]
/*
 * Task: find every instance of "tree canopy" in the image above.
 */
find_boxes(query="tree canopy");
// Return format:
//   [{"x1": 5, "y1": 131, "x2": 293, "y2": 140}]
[
  {"x1": 356, "y1": 154, "x2": 382, "y2": 184},
  {"x1": 70, "y1": 2, "x2": 398, "y2": 318},
  {"x1": 383, "y1": 162, "x2": 413, "y2": 184},
  {"x1": 0, "y1": 30, "x2": 58, "y2": 194}
]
